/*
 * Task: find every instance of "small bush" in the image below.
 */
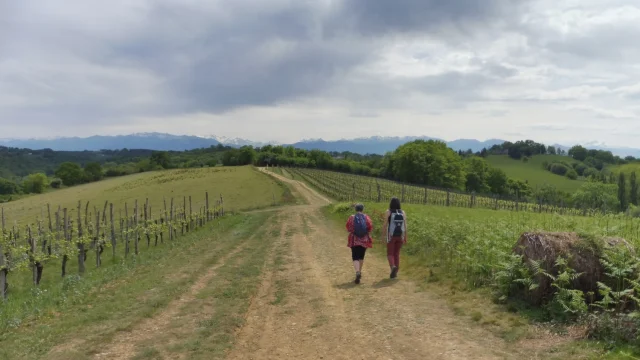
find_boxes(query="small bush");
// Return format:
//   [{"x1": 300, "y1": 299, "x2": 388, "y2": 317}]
[
  {"x1": 50, "y1": 178, "x2": 63, "y2": 189},
  {"x1": 550, "y1": 163, "x2": 569, "y2": 176},
  {"x1": 566, "y1": 169, "x2": 578, "y2": 180},
  {"x1": 332, "y1": 203, "x2": 353, "y2": 214}
]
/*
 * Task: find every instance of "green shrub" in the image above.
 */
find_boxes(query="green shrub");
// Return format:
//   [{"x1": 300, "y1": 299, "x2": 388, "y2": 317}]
[{"x1": 566, "y1": 169, "x2": 578, "y2": 180}]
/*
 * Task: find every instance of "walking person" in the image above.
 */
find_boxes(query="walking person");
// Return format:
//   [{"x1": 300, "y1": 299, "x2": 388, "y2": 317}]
[
  {"x1": 383, "y1": 197, "x2": 407, "y2": 279},
  {"x1": 346, "y1": 203, "x2": 373, "y2": 284}
]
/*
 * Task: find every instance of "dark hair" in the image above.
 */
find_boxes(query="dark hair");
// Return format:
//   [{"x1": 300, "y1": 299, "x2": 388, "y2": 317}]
[
  {"x1": 389, "y1": 197, "x2": 401, "y2": 211},
  {"x1": 355, "y1": 203, "x2": 364, "y2": 212}
]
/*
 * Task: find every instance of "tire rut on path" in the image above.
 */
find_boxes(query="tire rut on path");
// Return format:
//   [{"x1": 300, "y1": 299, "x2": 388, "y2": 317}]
[
  {"x1": 92, "y1": 222, "x2": 269, "y2": 360},
  {"x1": 230, "y1": 170, "x2": 521, "y2": 359}
]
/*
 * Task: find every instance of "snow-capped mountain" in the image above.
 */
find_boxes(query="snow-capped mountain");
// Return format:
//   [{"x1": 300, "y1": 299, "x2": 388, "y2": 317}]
[{"x1": 2, "y1": 133, "x2": 640, "y2": 157}]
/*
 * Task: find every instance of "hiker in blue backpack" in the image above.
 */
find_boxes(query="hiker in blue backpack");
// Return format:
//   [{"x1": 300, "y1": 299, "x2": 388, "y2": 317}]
[
  {"x1": 383, "y1": 197, "x2": 407, "y2": 279},
  {"x1": 346, "y1": 203, "x2": 373, "y2": 284}
]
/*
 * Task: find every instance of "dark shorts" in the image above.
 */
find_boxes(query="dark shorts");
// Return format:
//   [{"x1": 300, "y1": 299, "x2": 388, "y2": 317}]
[{"x1": 351, "y1": 246, "x2": 367, "y2": 261}]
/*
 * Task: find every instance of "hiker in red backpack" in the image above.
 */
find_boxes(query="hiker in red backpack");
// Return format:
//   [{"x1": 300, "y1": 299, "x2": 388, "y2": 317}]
[
  {"x1": 346, "y1": 203, "x2": 373, "y2": 284},
  {"x1": 383, "y1": 197, "x2": 407, "y2": 279}
]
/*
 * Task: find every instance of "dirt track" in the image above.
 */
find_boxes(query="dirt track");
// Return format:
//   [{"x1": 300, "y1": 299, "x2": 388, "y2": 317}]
[
  {"x1": 87, "y1": 169, "x2": 521, "y2": 359},
  {"x1": 226, "y1": 169, "x2": 518, "y2": 359}
]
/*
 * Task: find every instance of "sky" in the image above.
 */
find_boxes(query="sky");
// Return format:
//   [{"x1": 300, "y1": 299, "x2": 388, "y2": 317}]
[{"x1": 1, "y1": 0, "x2": 640, "y2": 146}]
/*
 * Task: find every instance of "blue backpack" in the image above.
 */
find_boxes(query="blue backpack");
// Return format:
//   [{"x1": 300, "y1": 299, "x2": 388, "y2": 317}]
[{"x1": 353, "y1": 213, "x2": 368, "y2": 238}]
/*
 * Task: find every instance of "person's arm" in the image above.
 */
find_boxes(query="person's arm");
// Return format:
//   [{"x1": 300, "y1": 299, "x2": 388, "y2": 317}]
[
  {"x1": 382, "y1": 210, "x2": 390, "y2": 243},
  {"x1": 346, "y1": 215, "x2": 353, "y2": 233},
  {"x1": 403, "y1": 211, "x2": 408, "y2": 243}
]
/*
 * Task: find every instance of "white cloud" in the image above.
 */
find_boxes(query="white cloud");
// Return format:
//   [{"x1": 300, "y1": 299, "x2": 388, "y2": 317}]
[{"x1": 1, "y1": 0, "x2": 640, "y2": 148}]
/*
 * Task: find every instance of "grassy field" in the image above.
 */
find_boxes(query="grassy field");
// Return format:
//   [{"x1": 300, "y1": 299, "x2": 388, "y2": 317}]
[
  {"x1": 487, "y1": 155, "x2": 583, "y2": 193},
  {"x1": 1, "y1": 166, "x2": 286, "y2": 225},
  {"x1": 609, "y1": 162, "x2": 640, "y2": 177},
  {"x1": 326, "y1": 202, "x2": 640, "y2": 359}
]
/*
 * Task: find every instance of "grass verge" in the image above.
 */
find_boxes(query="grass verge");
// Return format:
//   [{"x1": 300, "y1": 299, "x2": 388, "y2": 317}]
[{"x1": 0, "y1": 213, "x2": 271, "y2": 359}]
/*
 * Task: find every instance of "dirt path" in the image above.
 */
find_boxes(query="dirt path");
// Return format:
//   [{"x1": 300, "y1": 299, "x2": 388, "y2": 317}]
[
  {"x1": 81, "y1": 169, "x2": 521, "y2": 359},
  {"x1": 227, "y1": 169, "x2": 520, "y2": 359}
]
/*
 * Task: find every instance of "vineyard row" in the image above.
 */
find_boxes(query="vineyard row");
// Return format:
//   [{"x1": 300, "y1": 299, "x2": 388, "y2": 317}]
[
  {"x1": 0, "y1": 192, "x2": 224, "y2": 300},
  {"x1": 286, "y1": 168, "x2": 596, "y2": 216}
]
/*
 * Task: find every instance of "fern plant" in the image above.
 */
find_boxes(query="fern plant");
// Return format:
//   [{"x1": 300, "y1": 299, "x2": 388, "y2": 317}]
[
  {"x1": 542, "y1": 257, "x2": 588, "y2": 321},
  {"x1": 492, "y1": 254, "x2": 538, "y2": 302}
]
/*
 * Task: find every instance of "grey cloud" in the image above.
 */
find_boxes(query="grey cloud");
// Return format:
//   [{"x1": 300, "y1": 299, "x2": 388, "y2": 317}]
[
  {"x1": 333, "y1": 0, "x2": 529, "y2": 36},
  {"x1": 3, "y1": 0, "x2": 640, "y2": 143},
  {"x1": 0, "y1": 0, "x2": 531, "y2": 127}
]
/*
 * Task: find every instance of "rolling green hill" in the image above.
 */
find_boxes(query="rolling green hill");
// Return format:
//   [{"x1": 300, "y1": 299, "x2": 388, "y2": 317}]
[
  {"x1": 487, "y1": 155, "x2": 583, "y2": 193},
  {"x1": 608, "y1": 162, "x2": 640, "y2": 176}
]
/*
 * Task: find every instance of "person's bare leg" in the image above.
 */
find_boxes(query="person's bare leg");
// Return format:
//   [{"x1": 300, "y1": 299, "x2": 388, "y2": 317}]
[
  {"x1": 353, "y1": 260, "x2": 361, "y2": 273},
  {"x1": 359, "y1": 260, "x2": 364, "y2": 271}
]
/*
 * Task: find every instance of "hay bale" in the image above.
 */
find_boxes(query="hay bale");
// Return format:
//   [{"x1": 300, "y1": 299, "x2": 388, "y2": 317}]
[{"x1": 513, "y1": 232, "x2": 633, "y2": 305}]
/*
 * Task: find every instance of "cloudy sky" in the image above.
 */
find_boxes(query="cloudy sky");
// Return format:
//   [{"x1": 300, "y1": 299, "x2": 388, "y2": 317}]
[{"x1": 1, "y1": 0, "x2": 640, "y2": 146}]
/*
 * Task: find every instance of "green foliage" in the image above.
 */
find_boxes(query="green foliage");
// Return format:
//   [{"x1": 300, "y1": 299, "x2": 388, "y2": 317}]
[
  {"x1": 49, "y1": 178, "x2": 62, "y2": 189},
  {"x1": 392, "y1": 140, "x2": 466, "y2": 189},
  {"x1": 566, "y1": 169, "x2": 578, "y2": 180},
  {"x1": 0, "y1": 178, "x2": 19, "y2": 195},
  {"x1": 55, "y1": 162, "x2": 85, "y2": 186},
  {"x1": 630, "y1": 172, "x2": 638, "y2": 206},
  {"x1": 583, "y1": 167, "x2": 599, "y2": 179},
  {"x1": 84, "y1": 162, "x2": 103, "y2": 182},
  {"x1": 533, "y1": 184, "x2": 566, "y2": 205},
  {"x1": 493, "y1": 254, "x2": 537, "y2": 302},
  {"x1": 487, "y1": 168, "x2": 509, "y2": 195},
  {"x1": 569, "y1": 145, "x2": 588, "y2": 162},
  {"x1": 507, "y1": 179, "x2": 532, "y2": 198},
  {"x1": 487, "y1": 155, "x2": 583, "y2": 194},
  {"x1": 572, "y1": 181, "x2": 620, "y2": 211},
  {"x1": 543, "y1": 257, "x2": 588, "y2": 321},
  {"x1": 464, "y1": 157, "x2": 491, "y2": 193},
  {"x1": 500, "y1": 140, "x2": 546, "y2": 160},
  {"x1": 21, "y1": 173, "x2": 49, "y2": 194},
  {"x1": 150, "y1": 151, "x2": 170, "y2": 169},
  {"x1": 550, "y1": 163, "x2": 570, "y2": 176},
  {"x1": 619, "y1": 173, "x2": 628, "y2": 211}
]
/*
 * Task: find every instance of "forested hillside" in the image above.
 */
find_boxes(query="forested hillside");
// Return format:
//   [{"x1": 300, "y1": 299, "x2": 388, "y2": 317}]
[{"x1": 3, "y1": 138, "x2": 640, "y2": 212}]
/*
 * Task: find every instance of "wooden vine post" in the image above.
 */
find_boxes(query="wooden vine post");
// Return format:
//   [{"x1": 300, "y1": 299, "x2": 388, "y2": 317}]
[
  {"x1": 110, "y1": 203, "x2": 116, "y2": 257},
  {"x1": 61, "y1": 208, "x2": 69, "y2": 277},
  {"x1": 205, "y1": 192, "x2": 210, "y2": 221},
  {"x1": 170, "y1": 198, "x2": 175, "y2": 241},
  {"x1": 124, "y1": 203, "x2": 130, "y2": 257},
  {"x1": 144, "y1": 198, "x2": 150, "y2": 247},
  {"x1": 46, "y1": 204, "x2": 53, "y2": 255},
  {"x1": 95, "y1": 209, "x2": 101, "y2": 267},
  {"x1": 77, "y1": 201, "x2": 86, "y2": 274},
  {"x1": 134, "y1": 200, "x2": 139, "y2": 256},
  {"x1": 1, "y1": 207, "x2": 7, "y2": 300},
  {"x1": 189, "y1": 196, "x2": 193, "y2": 232}
]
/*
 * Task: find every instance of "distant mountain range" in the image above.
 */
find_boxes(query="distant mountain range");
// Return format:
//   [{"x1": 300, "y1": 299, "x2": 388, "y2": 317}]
[
  {"x1": 0, "y1": 133, "x2": 273, "y2": 152},
  {"x1": 2, "y1": 133, "x2": 640, "y2": 158},
  {"x1": 291, "y1": 137, "x2": 506, "y2": 154}
]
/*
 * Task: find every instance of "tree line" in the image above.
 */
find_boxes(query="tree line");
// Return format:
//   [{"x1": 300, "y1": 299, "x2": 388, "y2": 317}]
[{"x1": 3, "y1": 138, "x2": 640, "y2": 213}]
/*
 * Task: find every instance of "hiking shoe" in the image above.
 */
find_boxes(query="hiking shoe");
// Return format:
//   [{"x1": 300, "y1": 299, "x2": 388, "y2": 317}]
[
  {"x1": 355, "y1": 272, "x2": 362, "y2": 284},
  {"x1": 390, "y1": 267, "x2": 398, "y2": 279}
]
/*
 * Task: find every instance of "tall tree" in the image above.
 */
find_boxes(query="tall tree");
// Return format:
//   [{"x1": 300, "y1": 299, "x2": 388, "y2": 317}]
[
  {"x1": 631, "y1": 172, "x2": 638, "y2": 206},
  {"x1": 392, "y1": 140, "x2": 466, "y2": 189},
  {"x1": 84, "y1": 162, "x2": 103, "y2": 182},
  {"x1": 618, "y1": 172, "x2": 628, "y2": 211},
  {"x1": 568, "y1": 145, "x2": 588, "y2": 161},
  {"x1": 55, "y1": 162, "x2": 85, "y2": 186},
  {"x1": 150, "y1": 151, "x2": 170, "y2": 169}
]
